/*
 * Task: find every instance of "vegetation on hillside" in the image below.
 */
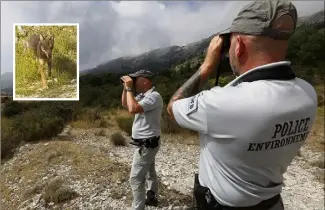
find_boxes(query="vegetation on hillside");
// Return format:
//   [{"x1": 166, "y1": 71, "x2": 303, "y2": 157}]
[
  {"x1": 15, "y1": 25, "x2": 77, "y2": 98},
  {"x1": 2, "y1": 23, "x2": 324, "y2": 160}
]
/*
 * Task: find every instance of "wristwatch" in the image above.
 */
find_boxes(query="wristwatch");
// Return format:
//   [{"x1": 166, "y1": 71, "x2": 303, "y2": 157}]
[{"x1": 125, "y1": 87, "x2": 132, "y2": 92}]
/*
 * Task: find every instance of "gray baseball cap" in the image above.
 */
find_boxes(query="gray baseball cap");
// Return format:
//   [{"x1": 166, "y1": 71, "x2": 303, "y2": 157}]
[
  {"x1": 128, "y1": 69, "x2": 154, "y2": 79},
  {"x1": 220, "y1": 0, "x2": 298, "y2": 40}
]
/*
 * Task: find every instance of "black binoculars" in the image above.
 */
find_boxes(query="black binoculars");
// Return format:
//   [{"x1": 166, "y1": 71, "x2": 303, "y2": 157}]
[
  {"x1": 120, "y1": 76, "x2": 136, "y2": 84},
  {"x1": 218, "y1": 33, "x2": 231, "y2": 73},
  {"x1": 214, "y1": 33, "x2": 232, "y2": 86}
]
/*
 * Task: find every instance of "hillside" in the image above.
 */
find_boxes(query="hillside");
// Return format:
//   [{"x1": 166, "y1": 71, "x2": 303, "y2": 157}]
[
  {"x1": 77, "y1": 10, "x2": 325, "y2": 109},
  {"x1": 81, "y1": 10, "x2": 324, "y2": 76},
  {"x1": 1, "y1": 72, "x2": 13, "y2": 95}
]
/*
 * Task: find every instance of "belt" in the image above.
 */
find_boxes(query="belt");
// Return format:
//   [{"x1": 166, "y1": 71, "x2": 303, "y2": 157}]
[
  {"x1": 130, "y1": 136, "x2": 160, "y2": 148},
  {"x1": 193, "y1": 173, "x2": 282, "y2": 210}
]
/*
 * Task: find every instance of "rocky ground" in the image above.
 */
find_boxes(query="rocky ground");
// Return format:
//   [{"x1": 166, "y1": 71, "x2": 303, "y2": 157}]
[{"x1": 1, "y1": 126, "x2": 324, "y2": 210}]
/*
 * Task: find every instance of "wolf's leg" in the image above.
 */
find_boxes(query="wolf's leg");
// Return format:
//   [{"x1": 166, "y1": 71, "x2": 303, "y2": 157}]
[
  {"x1": 39, "y1": 59, "x2": 48, "y2": 89},
  {"x1": 37, "y1": 58, "x2": 40, "y2": 73},
  {"x1": 47, "y1": 58, "x2": 52, "y2": 78},
  {"x1": 24, "y1": 41, "x2": 29, "y2": 50}
]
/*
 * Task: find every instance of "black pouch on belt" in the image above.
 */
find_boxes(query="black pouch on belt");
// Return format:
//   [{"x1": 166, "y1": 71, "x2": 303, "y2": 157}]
[
  {"x1": 143, "y1": 136, "x2": 160, "y2": 148},
  {"x1": 193, "y1": 173, "x2": 220, "y2": 210}
]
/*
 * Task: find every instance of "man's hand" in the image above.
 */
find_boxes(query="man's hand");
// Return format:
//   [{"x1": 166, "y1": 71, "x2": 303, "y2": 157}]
[
  {"x1": 201, "y1": 35, "x2": 225, "y2": 76},
  {"x1": 121, "y1": 76, "x2": 134, "y2": 88},
  {"x1": 167, "y1": 35, "x2": 224, "y2": 119}
]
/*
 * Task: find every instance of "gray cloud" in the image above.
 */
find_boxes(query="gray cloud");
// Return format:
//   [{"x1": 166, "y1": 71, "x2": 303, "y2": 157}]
[{"x1": 1, "y1": 1, "x2": 323, "y2": 73}]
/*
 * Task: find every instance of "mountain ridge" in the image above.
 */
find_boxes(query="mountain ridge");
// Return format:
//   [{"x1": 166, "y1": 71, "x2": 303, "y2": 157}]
[
  {"x1": 1, "y1": 72, "x2": 13, "y2": 95},
  {"x1": 81, "y1": 10, "x2": 324, "y2": 76}
]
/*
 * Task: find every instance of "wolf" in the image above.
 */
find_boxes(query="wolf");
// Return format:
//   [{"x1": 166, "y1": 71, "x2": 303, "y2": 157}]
[{"x1": 25, "y1": 34, "x2": 54, "y2": 89}]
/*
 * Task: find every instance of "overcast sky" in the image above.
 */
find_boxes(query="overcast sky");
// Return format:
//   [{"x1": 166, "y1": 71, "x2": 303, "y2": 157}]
[{"x1": 1, "y1": 1, "x2": 324, "y2": 74}]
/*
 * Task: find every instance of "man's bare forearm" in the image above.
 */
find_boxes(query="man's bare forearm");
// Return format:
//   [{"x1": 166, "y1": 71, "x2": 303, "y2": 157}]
[
  {"x1": 121, "y1": 89, "x2": 127, "y2": 107},
  {"x1": 167, "y1": 35, "x2": 223, "y2": 118},
  {"x1": 169, "y1": 66, "x2": 209, "y2": 103},
  {"x1": 167, "y1": 64, "x2": 212, "y2": 118}
]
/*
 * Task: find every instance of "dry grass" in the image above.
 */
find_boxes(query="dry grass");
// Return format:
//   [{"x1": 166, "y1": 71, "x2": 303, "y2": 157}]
[
  {"x1": 311, "y1": 159, "x2": 325, "y2": 169},
  {"x1": 314, "y1": 84, "x2": 325, "y2": 106},
  {"x1": 1, "y1": 138, "x2": 193, "y2": 209},
  {"x1": 303, "y1": 106, "x2": 325, "y2": 184},
  {"x1": 94, "y1": 129, "x2": 106, "y2": 136},
  {"x1": 70, "y1": 108, "x2": 112, "y2": 129},
  {"x1": 306, "y1": 106, "x2": 324, "y2": 153},
  {"x1": 157, "y1": 179, "x2": 193, "y2": 207},
  {"x1": 1, "y1": 140, "x2": 127, "y2": 209},
  {"x1": 116, "y1": 116, "x2": 133, "y2": 136},
  {"x1": 314, "y1": 170, "x2": 325, "y2": 185},
  {"x1": 108, "y1": 108, "x2": 133, "y2": 129},
  {"x1": 162, "y1": 133, "x2": 199, "y2": 145}
]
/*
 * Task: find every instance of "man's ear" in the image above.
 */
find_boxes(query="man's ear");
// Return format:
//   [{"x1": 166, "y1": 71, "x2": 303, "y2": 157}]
[{"x1": 235, "y1": 35, "x2": 245, "y2": 59}]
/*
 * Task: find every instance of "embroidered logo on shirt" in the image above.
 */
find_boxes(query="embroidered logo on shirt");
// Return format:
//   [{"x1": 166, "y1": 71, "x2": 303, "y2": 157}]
[
  {"x1": 135, "y1": 93, "x2": 145, "y2": 101},
  {"x1": 147, "y1": 96, "x2": 155, "y2": 104},
  {"x1": 186, "y1": 94, "x2": 199, "y2": 115}
]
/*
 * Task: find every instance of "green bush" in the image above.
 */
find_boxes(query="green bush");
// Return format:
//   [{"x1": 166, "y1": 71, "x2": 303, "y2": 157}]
[
  {"x1": 2, "y1": 101, "x2": 26, "y2": 117},
  {"x1": 1, "y1": 118, "x2": 19, "y2": 158},
  {"x1": 1, "y1": 101, "x2": 75, "y2": 159}
]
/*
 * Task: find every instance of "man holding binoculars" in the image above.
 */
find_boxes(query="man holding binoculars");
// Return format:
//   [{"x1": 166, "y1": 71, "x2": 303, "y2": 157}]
[
  {"x1": 120, "y1": 69, "x2": 163, "y2": 210},
  {"x1": 167, "y1": 1, "x2": 317, "y2": 210}
]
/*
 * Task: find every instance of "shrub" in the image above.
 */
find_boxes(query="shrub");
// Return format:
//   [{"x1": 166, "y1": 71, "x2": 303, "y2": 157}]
[
  {"x1": 1, "y1": 118, "x2": 20, "y2": 158},
  {"x1": 12, "y1": 108, "x2": 64, "y2": 142},
  {"x1": 42, "y1": 177, "x2": 78, "y2": 204},
  {"x1": 110, "y1": 132, "x2": 127, "y2": 146},
  {"x1": 1, "y1": 103, "x2": 71, "y2": 159},
  {"x1": 71, "y1": 108, "x2": 111, "y2": 129},
  {"x1": 160, "y1": 106, "x2": 194, "y2": 134},
  {"x1": 99, "y1": 119, "x2": 111, "y2": 128},
  {"x1": 2, "y1": 101, "x2": 26, "y2": 117},
  {"x1": 116, "y1": 116, "x2": 133, "y2": 136}
]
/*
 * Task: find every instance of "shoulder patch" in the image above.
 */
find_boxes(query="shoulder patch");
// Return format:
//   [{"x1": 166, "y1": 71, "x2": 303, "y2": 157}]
[
  {"x1": 146, "y1": 95, "x2": 156, "y2": 104},
  {"x1": 185, "y1": 94, "x2": 199, "y2": 115}
]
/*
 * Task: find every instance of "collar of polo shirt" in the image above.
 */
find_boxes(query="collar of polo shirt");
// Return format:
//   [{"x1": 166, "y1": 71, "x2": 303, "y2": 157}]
[
  {"x1": 226, "y1": 61, "x2": 291, "y2": 87},
  {"x1": 143, "y1": 86, "x2": 155, "y2": 97}
]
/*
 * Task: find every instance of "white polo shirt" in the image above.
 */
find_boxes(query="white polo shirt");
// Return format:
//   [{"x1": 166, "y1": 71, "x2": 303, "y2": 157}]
[
  {"x1": 172, "y1": 61, "x2": 318, "y2": 207},
  {"x1": 132, "y1": 86, "x2": 163, "y2": 139}
]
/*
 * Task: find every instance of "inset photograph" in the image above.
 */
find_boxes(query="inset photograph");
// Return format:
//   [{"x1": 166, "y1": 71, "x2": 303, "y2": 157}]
[{"x1": 13, "y1": 23, "x2": 79, "y2": 100}]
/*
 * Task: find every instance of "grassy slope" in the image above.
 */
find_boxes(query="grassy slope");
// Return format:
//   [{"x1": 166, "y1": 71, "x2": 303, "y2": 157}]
[{"x1": 15, "y1": 25, "x2": 77, "y2": 98}]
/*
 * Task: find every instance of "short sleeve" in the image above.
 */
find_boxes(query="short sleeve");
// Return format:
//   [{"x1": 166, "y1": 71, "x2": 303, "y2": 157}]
[
  {"x1": 172, "y1": 91, "x2": 208, "y2": 134},
  {"x1": 139, "y1": 92, "x2": 162, "y2": 112}
]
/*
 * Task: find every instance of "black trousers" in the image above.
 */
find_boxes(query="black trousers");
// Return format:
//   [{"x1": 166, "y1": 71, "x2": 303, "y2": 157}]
[{"x1": 193, "y1": 174, "x2": 284, "y2": 210}]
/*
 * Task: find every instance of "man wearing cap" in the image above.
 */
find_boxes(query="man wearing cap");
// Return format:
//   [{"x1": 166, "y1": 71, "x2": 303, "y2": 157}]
[
  {"x1": 120, "y1": 69, "x2": 163, "y2": 210},
  {"x1": 167, "y1": 1, "x2": 317, "y2": 209}
]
